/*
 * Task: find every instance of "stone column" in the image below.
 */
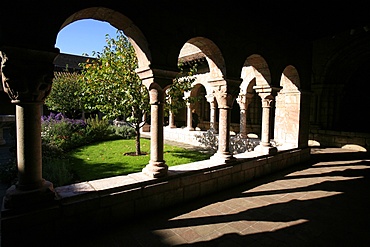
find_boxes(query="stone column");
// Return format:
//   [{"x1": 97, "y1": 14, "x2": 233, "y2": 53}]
[
  {"x1": 136, "y1": 67, "x2": 177, "y2": 178},
  {"x1": 142, "y1": 83, "x2": 168, "y2": 177},
  {"x1": 211, "y1": 85, "x2": 235, "y2": 161},
  {"x1": 185, "y1": 102, "x2": 194, "y2": 131},
  {"x1": 168, "y1": 111, "x2": 176, "y2": 128},
  {"x1": 253, "y1": 86, "x2": 279, "y2": 154},
  {"x1": 0, "y1": 46, "x2": 57, "y2": 209},
  {"x1": 236, "y1": 93, "x2": 253, "y2": 138},
  {"x1": 206, "y1": 94, "x2": 217, "y2": 132}
]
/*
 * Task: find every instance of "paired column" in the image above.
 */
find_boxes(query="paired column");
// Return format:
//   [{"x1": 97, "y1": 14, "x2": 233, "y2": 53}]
[{"x1": 0, "y1": 47, "x2": 57, "y2": 209}]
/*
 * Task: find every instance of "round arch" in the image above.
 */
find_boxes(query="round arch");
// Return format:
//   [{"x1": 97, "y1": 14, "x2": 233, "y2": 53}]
[
  {"x1": 179, "y1": 37, "x2": 226, "y2": 81},
  {"x1": 240, "y1": 54, "x2": 271, "y2": 94},
  {"x1": 58, "y1": 7, "x2": 151, "y2": 70},
  {"x1": 275, "y1": 65, "x2": 302, "y2": 148},
  {"x1": 281, "y1": 65, "x2": 300, "y2": 90}
]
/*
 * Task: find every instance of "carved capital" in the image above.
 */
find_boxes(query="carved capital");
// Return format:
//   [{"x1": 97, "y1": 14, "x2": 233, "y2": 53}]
[
  {"x1": 0, "y1": 46, "x2": 58, "y2": 104},
  {"x1": 213, "y1": 85, "x2": 235, "y2": 109},
  {"x1": 136, "y1": 66, "x2": 178, "y2": 89},
  {"x1": 260, "y1": 95, "x2": 274, "y2": 108},
  {"x1": 236, "y1": 92, "x2": 254, "y2": 110},
  {"x1": 205, "y1": 93, "x2": 214, "y2": 103}
]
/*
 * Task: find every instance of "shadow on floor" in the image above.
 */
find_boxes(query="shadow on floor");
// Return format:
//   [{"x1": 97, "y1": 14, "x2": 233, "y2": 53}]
[{"x1": 49, "y1": 148, "x2": 370, "y2": 247}]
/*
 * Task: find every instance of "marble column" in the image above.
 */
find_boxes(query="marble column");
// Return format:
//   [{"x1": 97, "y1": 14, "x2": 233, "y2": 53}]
[
  {"x1": 185, "y1": 102, "x2": 194, "y2": 131},
  {"x1": 0, "y1": 46, "x2": 57, "y2": 209},
  {"x1": 211, "y1": 85, "x2": 235, "y2": 161},
  {"x1": 253, "y1": 86, "x2": 280, "y2": 154},
  {"x1": 168, "y1": 111, "x2": 176, "y2": 128},
  {"x1": 142, "y1": 83, "x2": 168, "y2": 177},
  {"x1": 206, "y1": 94, "x2": 217, "y2": 133},
  {"x1": 236, "y1": 93, "x2": 253, "y2": 138},
  {"x1": 136, "y1": 67, "x2": 178, "y2": 178}
]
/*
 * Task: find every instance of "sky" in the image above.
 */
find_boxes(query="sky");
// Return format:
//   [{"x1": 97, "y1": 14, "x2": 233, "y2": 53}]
[{"x1": 55, "y1": 19, "x2": 118, "y2": 57}]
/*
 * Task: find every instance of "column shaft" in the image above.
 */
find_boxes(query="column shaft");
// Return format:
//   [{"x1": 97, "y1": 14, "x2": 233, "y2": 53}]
[
  {"x1": 206, "y1": 94, "x2": 217, "y2": 132},
  {"x1": 168, "y1": 111, "x2": 176, "y2": 128},
  {"x1": 186, "y1": 103, "x2": 194, "y2": 130},
  {"x1": 210, "y1": 104, "x2": 217, "y2": 132},
  {"x1": 16, "y1": 103, "x2": 43, "y2": 189},
  {"x1": 217, "y1": 107, "x2": 231, "y2": 155},
  {"x1": 150, "y1": 103, "x2": 164, "y2": 162},
  {"x1": 239, "y1": 109, "x2": 247, "y2": 137},
  {"x1": 142, "y1": 85, "x2": 168, "y2": 178},
  {"x1": 260, "y1": 102, "x2": 271, "y2": 146}
]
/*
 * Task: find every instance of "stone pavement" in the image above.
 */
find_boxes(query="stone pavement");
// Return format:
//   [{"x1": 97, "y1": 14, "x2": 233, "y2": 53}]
[{"x1": 50, "y1": 147, "x2": 369, "y2": 247}]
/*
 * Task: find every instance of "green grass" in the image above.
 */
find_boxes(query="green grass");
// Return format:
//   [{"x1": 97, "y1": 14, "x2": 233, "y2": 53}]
[{"x1": 67, "y1": 138, "x2": 211, "y2": 182}]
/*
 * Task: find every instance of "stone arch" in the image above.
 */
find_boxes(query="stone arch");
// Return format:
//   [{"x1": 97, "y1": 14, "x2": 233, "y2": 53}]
[
  {"x1": 178, "y1": 38, "x2": 226, "y2": 131},
  {"x1": 58, "y1": 7, "x2": 151, "y2": 70},
  {"x1": 280, "y1": 65, "x2": 300, "y2": 90},
  {"x1": 240, "y1": 54, "x2": 271, "y2": 93},
  {"x1": 191, "y1": 84, "x2": 209, "y2": 124},
  {"x1": 179, "y1": 37, "x2": 226, "y2": 82},
  {"x1": 238, "y1": 54, "x2": 271, "y2": 138},
  {"x1": 274, "y1": 65, "x2": 302, "y2": 148}
]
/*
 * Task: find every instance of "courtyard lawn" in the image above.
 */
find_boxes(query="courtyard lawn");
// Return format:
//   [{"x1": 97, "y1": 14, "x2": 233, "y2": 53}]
[{"x1": 67, "y1": 138, "x2": 211, "y2": 182}]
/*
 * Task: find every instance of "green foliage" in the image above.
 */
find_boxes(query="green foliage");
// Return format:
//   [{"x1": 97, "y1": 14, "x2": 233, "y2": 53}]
[
  {"x1": 45, "y1": 71, "x2": 83, "y2": 118},
  {"x1": 78, "y1": 31, "x2": 149, "y2": 155},
  {"x1": 114, "y1": 125, "x2": 136, "y2": 139},
  {"x1": 0, "y1": 159, "x2": 17, "y2": 185},
  {"x1": 78, "y1": 31, "x2": 149, "y2": 127},
  {"x1": 41, "y1": 113, "x2": 118, "y2": 152},
  {"x1": 43, "y1": 157, "x2": 74, "y2": 187},
  {"x1": 165, "y1": 63, "x2": 198, "y2": 116},
  {"x1": 84, "y1": 116, "x2": 116, "y2": 143}
]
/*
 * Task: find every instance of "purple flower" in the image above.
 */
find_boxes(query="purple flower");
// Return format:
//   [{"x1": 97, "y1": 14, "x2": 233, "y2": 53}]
[{"x1": 55, "y1": 112, "x2": 65, "y2": 121}]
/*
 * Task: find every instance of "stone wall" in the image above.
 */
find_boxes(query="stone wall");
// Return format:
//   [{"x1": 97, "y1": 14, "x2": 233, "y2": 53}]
[
  {"x1": 1, "y1": 148, "x2": 310, "y2": 245},
  {"x1": 309, "y1": 129, "x2": 370, "y2": 151}
]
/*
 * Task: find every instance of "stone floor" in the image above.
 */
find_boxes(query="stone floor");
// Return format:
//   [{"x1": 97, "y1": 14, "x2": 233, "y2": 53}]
[{"x1": 44, "y1": 147, "x2": 369, "y2": 247}]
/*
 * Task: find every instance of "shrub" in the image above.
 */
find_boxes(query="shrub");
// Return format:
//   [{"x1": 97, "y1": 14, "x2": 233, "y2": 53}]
[
  {"x1": 43, "y1": 157, "x2": 74, "y2": 187},
  {"x1": 113, "y1": 125, "x2": 136, "y2": 139},
  {"x1": 0, "y1": 159, "x2": 17, "y2": 185},
  {"x1": 41, "y1": 113, "x2": 119, "y2": 151},
  {"x1": 85, "y1": 116, "x2": 115, "y2": 143},
  {"x1": 41, "y1": 112, "x2": 87, "y2": 151}
]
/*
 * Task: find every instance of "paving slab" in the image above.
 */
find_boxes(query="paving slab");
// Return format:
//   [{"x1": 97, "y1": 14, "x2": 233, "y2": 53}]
[{"x1": 47, "y1": 147, "x2": 370, "y2": 246}]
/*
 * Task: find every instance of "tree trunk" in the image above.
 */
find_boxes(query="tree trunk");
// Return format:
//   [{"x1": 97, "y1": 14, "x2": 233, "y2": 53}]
[{"x1": 135, "y1": 125, "x2": 141, "y2": 156}]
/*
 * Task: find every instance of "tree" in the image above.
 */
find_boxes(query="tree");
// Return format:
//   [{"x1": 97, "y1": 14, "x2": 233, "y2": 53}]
[
  {"x1": 45, "y1": 71, "x2": 83, "y2": 118},
  {"x1": 79, "y1": 31, "x2": 149, "y2": 155},
  {"x1": 164, "y1": 63, "x2": 198, "y2": 117}
]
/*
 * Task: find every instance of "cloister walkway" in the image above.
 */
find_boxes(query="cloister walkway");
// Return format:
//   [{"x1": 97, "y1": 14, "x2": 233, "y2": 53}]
[{"x1": 13, "y1": 147, "x2": 366, "y2": 247}]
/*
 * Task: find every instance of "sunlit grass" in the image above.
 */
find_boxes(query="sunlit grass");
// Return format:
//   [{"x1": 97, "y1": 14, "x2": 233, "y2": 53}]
[{"x1": 67, "y1": 138, "x2": 211, "y2": 182}]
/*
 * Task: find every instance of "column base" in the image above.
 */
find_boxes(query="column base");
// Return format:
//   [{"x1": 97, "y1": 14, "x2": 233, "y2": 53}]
[
  {"x1": 254, "y1": 144, "x2": 278, "y2": 155},
  {"x1": 2, "y1": 180, "x2": 55, "y2": 210},
  {"x1": 142, "y1": 161, "x2": 168, "y2": 178},
  {"x1": 210, "y1": 151, "x2": 235, "y2": 163},
  {"x1": 185, "y1": 127, "x2": 194, "y2": 131}
]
